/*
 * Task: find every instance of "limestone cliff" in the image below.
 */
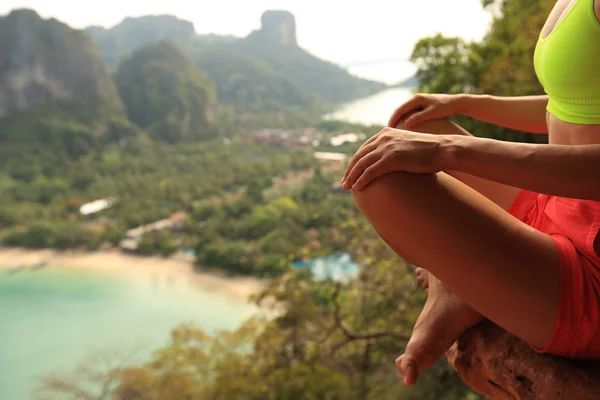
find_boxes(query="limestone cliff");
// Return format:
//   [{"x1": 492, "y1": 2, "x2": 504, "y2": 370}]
[
  {"x1": 0, "y1": 9, "x2": 122, "y2": 121},
  {"x1": 236, "y1": 11, "x2": 387, "y2": 103},
  {"x1": 259, "y1": 10, "x2": 298, "y2": 46}
]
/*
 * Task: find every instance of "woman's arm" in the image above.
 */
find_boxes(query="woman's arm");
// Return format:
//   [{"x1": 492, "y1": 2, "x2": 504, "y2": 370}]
[
  {"x1": 342, "y1": 128, "x2": 600, "y2": 200},
  {"x1": 455, "y1": 94, "x2": 549, "y2": 134},
  {"x1": 445, "y1": 134, "x2": 600, "y2": 200},
  {"x1": 389, "y1": 94, "x2": 549, "y2": 134}
]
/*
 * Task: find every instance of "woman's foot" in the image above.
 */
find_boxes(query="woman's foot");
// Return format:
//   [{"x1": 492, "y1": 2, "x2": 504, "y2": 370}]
[
  {"x1": 397, "y1": 273, "x2": 483, "y2": 386},
  {"x1": 415, "y1": 267, "x2": 429, "y2": 290}
]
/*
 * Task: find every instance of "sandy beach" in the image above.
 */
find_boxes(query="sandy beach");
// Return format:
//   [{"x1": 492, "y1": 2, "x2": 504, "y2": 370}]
[{"x1": 0, "y1": 247, "x2": 266, "y2": 299}]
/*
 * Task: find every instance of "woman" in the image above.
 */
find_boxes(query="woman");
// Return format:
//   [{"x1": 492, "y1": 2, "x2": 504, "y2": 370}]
[{"x1": 342, "y1": 0, "x2": 600, "y2": 387}]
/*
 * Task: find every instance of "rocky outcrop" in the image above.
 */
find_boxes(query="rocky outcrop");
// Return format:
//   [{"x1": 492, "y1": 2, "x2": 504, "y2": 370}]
[
  {"x1": 86, "y1": 15, "x2": 196, "y2": 69},
  {"x1": 259, "y1": 10, "x2": 297, "y2": 46},
  {"x1": 446, "y1": 321, "x2": 600, "y2": 399},
  {"x1": 236, "y1": 11, "x2": 386, "y2": 103},
  {"x1": 0, "y1": 9, "x2": 122, "y2": 120}
]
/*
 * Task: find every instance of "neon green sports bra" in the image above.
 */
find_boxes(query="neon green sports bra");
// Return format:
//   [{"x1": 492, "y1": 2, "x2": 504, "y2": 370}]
[{"x1": 534, "y1": 0, "x2": 600, "y2": 124}]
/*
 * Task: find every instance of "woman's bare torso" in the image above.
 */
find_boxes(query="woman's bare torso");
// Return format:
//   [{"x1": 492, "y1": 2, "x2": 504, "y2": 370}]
[
  {"x1": 547, "y1": 114, "x2": 600, "y2": 145},
  {"x1": 543, "y1": 0, "x2": 600, "y2": 145}
]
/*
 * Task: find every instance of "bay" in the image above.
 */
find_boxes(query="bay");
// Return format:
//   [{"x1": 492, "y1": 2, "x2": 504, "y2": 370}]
[
  {"x1": 323, "y1": 86, "x2": 415, "y2": 127},
  {"x1": 0, "y1": 267, "x2": 257, "y2": 399}
]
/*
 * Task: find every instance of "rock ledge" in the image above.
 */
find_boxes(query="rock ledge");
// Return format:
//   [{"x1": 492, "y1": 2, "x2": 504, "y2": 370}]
[{"x1": 447, "y1": 321, "x2": 600, "y2": 399}]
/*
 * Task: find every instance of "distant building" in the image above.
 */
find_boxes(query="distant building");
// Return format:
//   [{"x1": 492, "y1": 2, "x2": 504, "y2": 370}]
[
  {"x1": 249, "y1": 128, "x2": 320, "y2": 148},
  {"x1": 330, "y1": 133, "x2": 366, "y2": 147},
  {"x1": 125, "y1": 219, "x2": 174, "y2": 239},
  {"x1": 314, "y1": 152, "x2": 348, "y2": 162},
  {"x1": 79, "y1": 197, "x2": 117, "y2": 216},
  {"x1": 119, "y1": 211, "x2": 189, "y2": 251}
]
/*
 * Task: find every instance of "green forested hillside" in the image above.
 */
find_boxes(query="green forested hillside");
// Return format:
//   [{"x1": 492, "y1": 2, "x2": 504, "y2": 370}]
[
  {"x1": 84, "y1": 12, "x2": 387, "y2": 113},
  {"x1": 114, "y1": 41, "x2": 217, "y2": 143},
  {"x1": 183, "y1": 40, "x2": 315, "y2": 113},
  {"x1": 233, "y1": 33, "x2": 387, "y2": 103},
  {"x1": 0, "y1": 9, "x2": 124, "y2": 185},
  {"x1": 85, "y1": 15, "x2": 196, "y2": 70}
]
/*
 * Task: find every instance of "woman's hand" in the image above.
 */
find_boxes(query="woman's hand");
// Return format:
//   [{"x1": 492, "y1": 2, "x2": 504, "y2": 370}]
[
  {"x1": 341, "y1": 128, "x2": 451, "y2": 191},
  {"x1": 388, "y1": 93, "x2": 462, "y2": 129}
]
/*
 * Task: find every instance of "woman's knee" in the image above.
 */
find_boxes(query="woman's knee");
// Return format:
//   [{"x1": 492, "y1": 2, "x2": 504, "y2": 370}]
[{"x1": 352, "y1": 171, "x2": 437, "y2": 214}]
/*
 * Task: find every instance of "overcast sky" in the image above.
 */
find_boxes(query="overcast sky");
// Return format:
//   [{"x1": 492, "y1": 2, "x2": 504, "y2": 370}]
[{"x1": 1, "y1": 0, "x2": 492, "y2": 65}]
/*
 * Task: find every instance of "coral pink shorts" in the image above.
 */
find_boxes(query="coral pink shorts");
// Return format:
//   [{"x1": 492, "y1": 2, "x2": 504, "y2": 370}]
[{"x1": 509, "y1": 190, "x2": 600, "y2": 358}]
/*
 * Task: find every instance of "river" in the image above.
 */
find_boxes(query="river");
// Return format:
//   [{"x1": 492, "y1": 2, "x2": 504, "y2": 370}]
[
  {"x1": 325, "y1": 61, "x2": 416, "y2": 126},
  {"x1": 323, "y1": 87, "x2": 414, "y2": 126}
]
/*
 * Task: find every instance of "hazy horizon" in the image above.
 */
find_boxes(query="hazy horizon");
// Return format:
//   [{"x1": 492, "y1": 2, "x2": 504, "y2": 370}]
[{"x1": 0, "y1": 0, "x2": 492, "y2": 80}]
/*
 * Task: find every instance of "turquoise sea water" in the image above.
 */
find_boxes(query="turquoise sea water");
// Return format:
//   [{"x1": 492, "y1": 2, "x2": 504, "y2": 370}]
[
  {"x1": 0, "y1": 267, "x2": 257, "y2": 400},
  {"x1": 323, "y1": 87, "x2": 413, "y2": 126}
]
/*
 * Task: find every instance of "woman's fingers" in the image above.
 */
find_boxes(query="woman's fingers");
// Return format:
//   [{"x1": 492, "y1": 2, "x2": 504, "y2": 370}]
[
  {"x1": 404, "y1": 107, "x2": 436, "y2": 129},
  {"x1": 351, "y1": 159, "x2": 389, "y2": 191},
  {"x1": 342, "y1": 150, "x2": 382, "y2": 190},
  {"x1": 342, "y1": 140, "x2": 378, "y2": 184},
  {"x1": 388, "y1": 96, "x2": 425, "y2": 128}
]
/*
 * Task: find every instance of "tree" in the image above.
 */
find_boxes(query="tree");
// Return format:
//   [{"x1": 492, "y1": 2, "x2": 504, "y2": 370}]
[
  {"x1": 21, "y1": 222, "x2": 57, "y2": 248},
  {"x1": 34, "y1": 348, "x2": 139, "y2": 400},
  {"x1": 245, "y1": 179, "x2": 266, "y2": 204},
  {"x1": 106, "y1": 116, "x2": 141, "y2": 143},
  {"x1": 411, "y1": 35, "x2": 483, "y2": 95},
  {"x1": 136, "y1": 230, "x2": 179, "y2": 257},
  {"x1": 38, "y1": 218, "x2": 482, "y2": 400},
  {"x1": 410, "y1": 0, "x2": 553, "y2": 144}
]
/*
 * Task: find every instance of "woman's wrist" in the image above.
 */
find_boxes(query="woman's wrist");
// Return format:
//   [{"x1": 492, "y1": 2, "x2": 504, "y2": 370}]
[
  {"x1": 437, "y1": 134, "x2": 474, "y2": 172},
  {"x1": 452, "y1": 93, "x2": 481, "y2": 117}
]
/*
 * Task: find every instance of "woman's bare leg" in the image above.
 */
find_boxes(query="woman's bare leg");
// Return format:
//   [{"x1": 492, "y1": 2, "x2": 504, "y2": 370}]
[
  {"x1": 351, "y1": 129, "x2": 559, "y2": 385},
  {"x1": 394, "y1": 115, "x2": 523, "y2": 336},
  {"x1": 396, "y1": 113, "x2": 521, "y2": 290},
  {"x1": 390, "y1": 115, "x2": 528, "y2": 384},
  {"x1": 394, "y1": 115, "x2": 522, "y2": 291},
  {"x1": 391, "y1": 116, "x2": 525, "y2": 384}
]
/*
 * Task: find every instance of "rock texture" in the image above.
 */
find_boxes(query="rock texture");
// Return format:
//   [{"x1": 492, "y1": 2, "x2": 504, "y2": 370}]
[
  {"x1": 259, "y1": 10, "x2": 297, "y2": 46},
  {"x1": 0, "y1": 9, "x2": 122, "y2": 119},
  {"x1": 447, "y1": 321, "x2": 600, "y2": 400}
]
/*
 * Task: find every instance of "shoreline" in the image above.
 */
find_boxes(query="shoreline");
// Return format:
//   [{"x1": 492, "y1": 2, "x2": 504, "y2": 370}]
[{"x1": 0, "y1": 248, "x2": 266, "y2": 300}]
